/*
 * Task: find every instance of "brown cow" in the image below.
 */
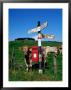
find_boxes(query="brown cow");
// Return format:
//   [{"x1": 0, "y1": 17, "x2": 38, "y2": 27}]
[
  {"x1": 19, "y1": 46, "x2": 32, "y2": 71},
  {"x1": 19, "y1": 46, "x2": 46, "y2": 71}
]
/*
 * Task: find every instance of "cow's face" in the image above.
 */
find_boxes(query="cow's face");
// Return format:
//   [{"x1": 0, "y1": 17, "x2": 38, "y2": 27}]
[
  {"x1": 19, "y1": 46, "x2": 32, "y2": 53},
  {"x1": 22, "y1": 46, "x2": 28, "y2": 53},
  {"x1": 19, "y1": 46, "x2": 28, "y2": 52}
]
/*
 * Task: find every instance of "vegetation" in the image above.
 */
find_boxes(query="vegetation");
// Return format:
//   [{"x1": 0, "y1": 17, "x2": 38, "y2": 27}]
[
  {"x1": 9, "y1": 40, "x2": 62, "y2": 81},
  {"x1": 15, "y1": 38, "x2": 35, "y2": 41}
]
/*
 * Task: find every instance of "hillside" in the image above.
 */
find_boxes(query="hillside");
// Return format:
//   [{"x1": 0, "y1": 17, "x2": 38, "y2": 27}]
[{"x1": 9, "y1": 40, "x2": 62, "y2": 48}]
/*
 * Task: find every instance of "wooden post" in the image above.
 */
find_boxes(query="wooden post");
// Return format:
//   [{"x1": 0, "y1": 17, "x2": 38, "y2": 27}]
[
  {"x1": 38, "y1": 46, "x2": 43, "y2": 74},
  {"x1": 53, "y1": 53, "x2": 57, "y2": 78},
  {"x1": 37, "y1": 21, "x2": 43, "y2": 74},
  {"x1": 11, "y1": 47, "x2": 15, "y2": 69}
]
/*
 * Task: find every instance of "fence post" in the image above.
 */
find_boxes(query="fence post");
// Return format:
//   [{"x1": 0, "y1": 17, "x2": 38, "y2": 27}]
[
  {"x1": 53, "y1": 53, "x2": 57, "y2": 78},
  {"x1": 11, "y1": 47, "x2": 16, "y2": 69}
]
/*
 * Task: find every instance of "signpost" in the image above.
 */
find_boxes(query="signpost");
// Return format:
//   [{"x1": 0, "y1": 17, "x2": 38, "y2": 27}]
[
  {"x1": 28, "y1": 21, "x2": 54, "y2": 73},
  {"x1": 37, "y1": 21, "x2": 43, "y2": 73}
]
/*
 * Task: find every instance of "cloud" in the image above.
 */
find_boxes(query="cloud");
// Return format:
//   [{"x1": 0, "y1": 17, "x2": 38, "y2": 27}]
[{"x1": 32, "y1": 35, "x2": 38, "y2": 41}]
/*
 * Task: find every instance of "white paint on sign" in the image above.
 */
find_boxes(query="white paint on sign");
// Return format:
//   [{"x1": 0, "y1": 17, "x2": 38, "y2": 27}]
[
  {"x1": 34, "y1": 53, "x2": 37, "y2": 58},
  {"x1": 28, "y1": 21, "x2": 47, "y2": 33}
]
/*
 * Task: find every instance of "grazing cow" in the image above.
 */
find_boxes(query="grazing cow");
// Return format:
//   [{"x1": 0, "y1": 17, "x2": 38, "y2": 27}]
[
  {"x1": 19, "y1": 45, "x2": 62, "y2": 72},
  {"x1": 57, "y1": 45, "x2": 62, "y2": 54},
  {"x1": 19, "y1": 46, "x2": 32, "y2": 71},
  {"x1": 42, "y1": 46, "x2": 62, "y2": 74},
  {"x1": 42, "y1": 46, "x2": 57, "y2": 57},
  {"x1": 19, "y1": 46, "x2": 46, "y2": 71},
  {"x1": 43, "y1": 46, "x2": 58, "y2": 55}
]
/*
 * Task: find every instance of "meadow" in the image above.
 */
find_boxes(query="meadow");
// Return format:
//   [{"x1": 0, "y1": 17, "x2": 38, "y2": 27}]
[{"x1": 9, "y1": 40, "x2": 62, "y2": 81}]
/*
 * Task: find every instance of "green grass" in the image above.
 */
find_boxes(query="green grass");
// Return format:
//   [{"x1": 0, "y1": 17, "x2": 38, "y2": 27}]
[{"x1": 9, "y1": 40, "x2": 62, "y2": 81}]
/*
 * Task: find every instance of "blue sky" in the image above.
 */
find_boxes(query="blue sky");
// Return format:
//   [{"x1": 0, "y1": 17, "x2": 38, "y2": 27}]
[{"x1": 9, "y1": 9, "x2": 62, "y2": 42}]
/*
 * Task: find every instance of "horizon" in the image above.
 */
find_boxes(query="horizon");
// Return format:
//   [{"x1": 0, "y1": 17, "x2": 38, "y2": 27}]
[{"x1": 9, "y1": 38, "x2": 62, "y2": 43}]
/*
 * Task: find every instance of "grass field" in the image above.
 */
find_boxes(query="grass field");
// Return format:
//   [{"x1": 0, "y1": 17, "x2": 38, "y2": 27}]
[{"x1": 9, "y1": 40, "x2": 62, "y2": 81}]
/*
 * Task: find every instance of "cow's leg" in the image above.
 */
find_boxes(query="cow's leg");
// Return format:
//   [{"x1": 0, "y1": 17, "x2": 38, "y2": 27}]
[
  {"x1": 44, "y1": 52, "x2": 48, "y2": 68},
  {"x1": 59, "y1": 49, "x2": 62, "y2": 55},
  {"x1": 27, "y1": 53, "x2": 32, "y2": 72},
  {"x1": 24, "y1": 54, "x2": 29, "y2": 72},
  {"x1": 24, "y1": 58, "x2": 29, "y2": 71},
  {"x1": 29, "y1": 59, "x2": 32, "y2": 71},
  {"x1": 44, "y1": 46, "x2": 49, "y2": 68},
  {"x1": 42, "y1": 47, "x2": 47, "y2": 72},
  {"x1": 26, "y1": 64, "x2": 29, "y2": 71}
]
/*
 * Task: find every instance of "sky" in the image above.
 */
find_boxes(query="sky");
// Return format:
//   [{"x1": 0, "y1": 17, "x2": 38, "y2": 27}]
[{"x1": 9, "y1": 9, "x2": 62, "y2": 42}]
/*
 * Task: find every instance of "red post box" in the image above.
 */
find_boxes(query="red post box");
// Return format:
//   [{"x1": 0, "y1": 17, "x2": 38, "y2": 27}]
[{"x1": 32, "y1": 46, "x2": 39, "y2": 62}]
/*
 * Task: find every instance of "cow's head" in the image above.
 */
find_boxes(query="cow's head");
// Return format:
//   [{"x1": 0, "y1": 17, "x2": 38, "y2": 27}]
[
  {"x1": 19, "y1": 46, "x2": 28, "y2": 52},
  {"x1": 19, "y1": 46, "x2": 32, "y2": 53}
]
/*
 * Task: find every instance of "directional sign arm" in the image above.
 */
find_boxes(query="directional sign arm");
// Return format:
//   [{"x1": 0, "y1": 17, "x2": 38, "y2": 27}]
[
  {"x1": 28, "y1": 21, "x2": 48, "y2": 34},
  {"x1": 28, "y1": 27, "x2": 37, "y2": 34},
  {"x1": 39, "y1": 21, "x2": 48, "y2": 30},
  {"x1": 44, "y1": 34, "x2": 55, "y2": 39}
]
